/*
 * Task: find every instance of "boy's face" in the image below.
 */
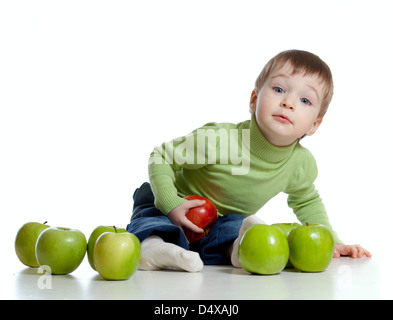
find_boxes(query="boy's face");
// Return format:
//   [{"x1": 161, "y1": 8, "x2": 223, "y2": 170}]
[{"x1": 250, "y1": 62, "x2": 324, "y2": 147}]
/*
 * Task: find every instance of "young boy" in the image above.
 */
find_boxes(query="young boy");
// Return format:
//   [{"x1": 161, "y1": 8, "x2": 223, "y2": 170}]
[{"x1": 127, "y1": 49, "x2": 371, "y2": 272}]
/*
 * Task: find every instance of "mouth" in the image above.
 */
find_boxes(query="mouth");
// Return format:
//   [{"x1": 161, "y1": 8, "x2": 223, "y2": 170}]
[{"x1": 273, "y1": 114, "x2": 292, "y2": 124}]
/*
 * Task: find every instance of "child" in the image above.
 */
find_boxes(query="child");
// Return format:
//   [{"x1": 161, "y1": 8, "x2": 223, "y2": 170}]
[{"x1": 127, "y1": 49, "x2": 371, "y2": 272}]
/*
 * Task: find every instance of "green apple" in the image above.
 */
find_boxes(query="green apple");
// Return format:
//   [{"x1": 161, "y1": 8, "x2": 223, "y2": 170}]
[
  {"x1": 238, "y1": 224, "x2": 289, "y2": 275},
  {"x1": 15, "y1": 221, "x2": 50, "y2": 267},
  {"x1": 287, "y1": 223, "x2": 334, "y2": 272},
  {"x1": 272, "y1": 223, "x2": 301, "y2": 237},
  {"x1": 272, "y1": 222, "x2": 301, "y2": 268},
  {"x1": 35, "y1": 227, "x2": 87, "y2": 275},
  {"x1": 87, "y1": 225, "x2": 127, "y2": 271},
  {"x1": 94, "y1": 228, "x2": 141, "y2": 280}
]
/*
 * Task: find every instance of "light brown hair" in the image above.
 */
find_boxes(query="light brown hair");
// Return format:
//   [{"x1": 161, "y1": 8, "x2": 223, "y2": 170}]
[{"x1": 254, "y1": 50, "x2": 334, "y2": 118}]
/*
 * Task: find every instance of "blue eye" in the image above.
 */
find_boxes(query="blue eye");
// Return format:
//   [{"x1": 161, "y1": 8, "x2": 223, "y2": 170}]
[
  {"x1": 301, "y1": 98, "x2": 312, "y2": 105},
  {"x1": 273, "y1": 87, "x2": 284, "y2": 94}
]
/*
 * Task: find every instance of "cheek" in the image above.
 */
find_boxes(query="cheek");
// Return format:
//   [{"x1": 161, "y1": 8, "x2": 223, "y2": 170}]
[
  {"x1": 298, "y1": 111, "x2": 319, "y2": 131},
  {"x1": 255, "y1": 100, "x2": 270, "y2": 121},
  {"x1": 256, "y1": 93, "x2": 274, "y2": 113}
]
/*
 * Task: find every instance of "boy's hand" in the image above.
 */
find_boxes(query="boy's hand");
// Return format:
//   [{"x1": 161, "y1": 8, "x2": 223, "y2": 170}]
[
  {"x1": 167, "y1": 200, "x2": 205, "y2": 234},
  {"x1": 333, "y1": 243, "x2": 372, "y2": 258}
]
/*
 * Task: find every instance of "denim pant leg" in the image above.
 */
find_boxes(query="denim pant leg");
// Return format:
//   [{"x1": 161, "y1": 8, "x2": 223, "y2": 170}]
[
  {"x1": 193, "y1": 213, "x2": 245, "y2": 265},
  {"x1": 126, "y1": 182, "x2": 189, "y2": 250}
]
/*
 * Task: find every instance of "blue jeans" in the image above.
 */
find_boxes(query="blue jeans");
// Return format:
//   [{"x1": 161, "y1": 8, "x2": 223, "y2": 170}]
[{"x1": 126, "y1": 182, "x2": 245, "y2": 265}]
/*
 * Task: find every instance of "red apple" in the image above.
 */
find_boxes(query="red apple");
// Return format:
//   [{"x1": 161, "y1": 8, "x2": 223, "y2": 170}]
[{"x1": 183, "y1": 195, "x2": 218, "y2": 243}]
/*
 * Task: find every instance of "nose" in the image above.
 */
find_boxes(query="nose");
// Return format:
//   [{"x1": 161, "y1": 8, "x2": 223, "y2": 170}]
[{"x1": 280, "y1": 99, "x2": 295, "y2": 110}]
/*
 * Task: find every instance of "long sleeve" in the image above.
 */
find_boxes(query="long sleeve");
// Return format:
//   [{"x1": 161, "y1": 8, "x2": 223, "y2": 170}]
[
  {"x1": 148, "y1": 130, "x2": 206, "y2": 215},
  {"x1": 285, "y1": 148, "x2": 342, "y2": 243}
]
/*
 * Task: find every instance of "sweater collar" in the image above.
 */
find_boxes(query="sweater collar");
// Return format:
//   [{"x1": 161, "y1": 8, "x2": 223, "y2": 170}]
[{"x1": 249, "y1": 113, "x2": 298, "y2": 164}]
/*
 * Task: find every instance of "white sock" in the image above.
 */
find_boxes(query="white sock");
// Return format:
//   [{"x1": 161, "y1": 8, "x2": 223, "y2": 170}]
[
  {"x1": 139, "y1": 236, "x2": 203, "y2": 272},
  {"x1": 231, "y1": 215, "x2": 265, "y2": 268}
]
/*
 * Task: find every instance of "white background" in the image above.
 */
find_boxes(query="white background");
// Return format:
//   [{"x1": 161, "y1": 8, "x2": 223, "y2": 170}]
[{"x1": 1, "y1": 0, "x2": 392, "y2": 271}]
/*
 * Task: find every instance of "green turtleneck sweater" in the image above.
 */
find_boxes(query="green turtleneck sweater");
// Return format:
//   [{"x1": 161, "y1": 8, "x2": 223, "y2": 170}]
[{"x1": 148, "y1": 114, "x2": 341, "y2": 243}]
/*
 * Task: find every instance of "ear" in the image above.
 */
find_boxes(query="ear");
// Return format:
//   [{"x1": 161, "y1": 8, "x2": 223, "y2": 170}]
[
  {"x1": 305, "y1": 117, "x2": 323, "y2": 136},
  {"x1": 249, "y1": 89, "x2": 258, "y2": 113}
]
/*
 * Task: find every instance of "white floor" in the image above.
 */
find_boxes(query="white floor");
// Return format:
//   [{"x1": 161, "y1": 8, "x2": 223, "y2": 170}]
[{"x1": 3, "y1": 253, "x2": 392, "y2": 300}]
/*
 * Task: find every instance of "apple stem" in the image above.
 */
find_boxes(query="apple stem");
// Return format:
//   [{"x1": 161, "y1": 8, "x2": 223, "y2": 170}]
[
  {"x1": 43, "y1": 221, "x2": 48, "y2": 225},
  {"x1": 113, "y1": 226, "x2": 117, "y2": 233},
  {"x1": 306, "y1": 222, "x2": 309, "y2": 226}
]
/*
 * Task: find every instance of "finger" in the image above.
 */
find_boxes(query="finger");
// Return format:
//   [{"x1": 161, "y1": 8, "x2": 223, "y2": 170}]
[
  {"x1": 364, "y1": 248, "x2": 372, "y2": 257},
  {"x1": 357, "y1": 245, "x2": 365, "y2": 258},
  {"x1": 333, "y1": 248, "x2": 340, "y2": 258},
  {"x1": 352, "y1": 246, "x2": 358, "y2": 258},
  {"x1": 359, "y1": 246, "x2": 372, "y2": 258},
  {"x1": 184, "y1": 199, "x2": 206, "y2": 209},
  {"x1": 181, "y1": 217, "x2": 204, "y2": 233}
]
